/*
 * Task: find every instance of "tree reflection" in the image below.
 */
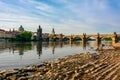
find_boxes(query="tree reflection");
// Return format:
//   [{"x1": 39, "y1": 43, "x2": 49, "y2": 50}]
[
  {"x1": 0, "y1": 41, "x2": 105, "y2": 59},
  {"x1": 16, "y1": 42, "x2": 32, "y2": 55}
]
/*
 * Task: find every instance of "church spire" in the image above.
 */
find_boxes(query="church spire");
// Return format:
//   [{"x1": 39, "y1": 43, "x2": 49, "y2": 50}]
[
  {"x1": 52, "y1": 28, "x2": 55, "y2": 33},
  {"x1": 52, "y1": 28, "x2": 55, "y2": 34},
  {"x1": 51, "y1": 28, "x2": 55, "y2": 37}
]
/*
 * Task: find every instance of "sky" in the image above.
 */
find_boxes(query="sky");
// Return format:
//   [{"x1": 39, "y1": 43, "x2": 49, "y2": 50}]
[{"x1": 0, "y1": 0, "x2": 120, "y2": 35}]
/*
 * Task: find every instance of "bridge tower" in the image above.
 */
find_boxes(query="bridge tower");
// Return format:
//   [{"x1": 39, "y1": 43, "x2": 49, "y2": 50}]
[
  {"x1": 50, "y1": 28, "x2": 56, "y2": 41},
  {"x1": 37, "y1": 25, "x2": 42, "y2": 41}
]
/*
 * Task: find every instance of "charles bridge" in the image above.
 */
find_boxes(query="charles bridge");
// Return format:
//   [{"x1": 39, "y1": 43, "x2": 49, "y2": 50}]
[
  {"x1": 50, "y1": 32, "x2": 120, "y2": 45},
  {"x1": 36, "y1": 26, "x2": 120, "y2": 45},
  {"x1": 0, "y1": 26, "x2": 120, "y2": 46}
]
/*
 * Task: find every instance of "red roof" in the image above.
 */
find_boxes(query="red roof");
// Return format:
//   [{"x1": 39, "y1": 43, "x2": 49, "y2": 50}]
[{"x1": 0, "y1": 29, "x2": 5, "y2": 32}]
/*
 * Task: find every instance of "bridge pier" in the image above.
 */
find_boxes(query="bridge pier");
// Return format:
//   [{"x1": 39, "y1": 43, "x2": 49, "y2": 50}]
[
  {"x1": 82, "y1": 33, "x2": 87, "y2": 47},
  {"x1": 96, "y1": 33, "x2": 101, "y2": 46},
  {"x1": 70, "y1": 38, "x2": 73, "y2": 41},
  {"x1": 58, "y1": 34, "x2": 63, "y2": 41},
  {"x1": 112, "y1": 37, "x2": 116, "y2": 44},
  {"x1": 112, "y1": 32, "x2": 118, "y2": 44},
  {"x1": 69, "y1": 35, "x2": 74, "y2": 41}
]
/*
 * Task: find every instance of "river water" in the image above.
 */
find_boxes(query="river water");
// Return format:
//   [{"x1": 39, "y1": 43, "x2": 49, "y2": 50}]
[{"x1": 0, "y1": 41, "x2": 112, "y2": 70}]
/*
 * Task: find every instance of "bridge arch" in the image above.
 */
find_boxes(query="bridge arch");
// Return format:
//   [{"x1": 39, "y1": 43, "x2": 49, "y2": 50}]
[
  {"x1": 72, "y1": 36, "x2": 82, "y2": 41},
  {"x1": 62, "y1": 37, "x2": 70, "y2": 41},
  {"x1": 101, "y1": 36, "x2": 112, "y2": 41},
  {"x1": 86, "y1": 36, "x2": 97, "y2": 41}
]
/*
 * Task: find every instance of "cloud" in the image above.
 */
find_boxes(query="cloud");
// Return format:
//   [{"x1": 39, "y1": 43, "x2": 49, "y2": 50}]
[{"x1": 0, "y1": 0, "x2": 120, "y2": 35}]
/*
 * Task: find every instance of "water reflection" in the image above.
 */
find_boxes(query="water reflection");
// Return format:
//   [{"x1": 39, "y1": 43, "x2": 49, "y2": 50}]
[
  {"x1": 51, "y1": 42, "x2": 55, "y2": 54},
  {"x1": 37, "y1": 41, "x2": 42, "y2": 59},
  {"x1": 0, "y1": 42, "x2": 32, "y2": 54},
  {"x1": 0, "y1": 41, "x2": 112, "y2": 58},
  {"x1": 0, "y1": 41, "x2": 113, "y2": 70}
]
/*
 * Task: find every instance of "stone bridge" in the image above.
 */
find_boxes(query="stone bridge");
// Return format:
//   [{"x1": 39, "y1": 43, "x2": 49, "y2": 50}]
[{"x1": 52, "y1": 32, "x2": 120, "y2": 45}]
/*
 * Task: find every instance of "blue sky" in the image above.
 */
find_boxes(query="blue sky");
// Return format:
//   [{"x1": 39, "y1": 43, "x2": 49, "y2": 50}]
[{"x1": 0, "y1": 0, "x2": 120, "y2": 35}]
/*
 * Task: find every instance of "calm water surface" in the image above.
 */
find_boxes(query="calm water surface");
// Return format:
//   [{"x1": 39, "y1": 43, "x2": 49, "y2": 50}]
[{"x1": 0, "y1": 41, "x2": 112, "y2": 70}]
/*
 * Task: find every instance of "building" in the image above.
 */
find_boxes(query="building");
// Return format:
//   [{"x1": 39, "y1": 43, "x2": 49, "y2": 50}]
[
  {"x1": 32, "y1": 26, "x2": 50, "y2": 41},
  {"x1": 51, "y1": 28, "x2": 55, "y2": 37},
  {"x1": 0, "y1": 28, "x2": 19, "y2": 39},
  {"x1": 31, "y1": 32, "x2": 37, "y2": 40},
  {"x1": 49, "y1": 28, "x2": 64, "y2": 41},
  {"x1": 5, "y1": 29, "x2": 19, "y2": 38},
  {"x1": 0, "y1": 29, "x2": 5, "y2": 38},
  {"x1": 42, "y1": 33, "x2": 49, "y2": 41},
  {"x1": 18, "y1": 25, "x2": 24, "y2": 32}
]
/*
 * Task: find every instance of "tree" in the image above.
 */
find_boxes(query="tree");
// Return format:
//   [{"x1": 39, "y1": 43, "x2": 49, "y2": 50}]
[{"x1": 16, "y1": 31, "x2": 32, "y2": 41}]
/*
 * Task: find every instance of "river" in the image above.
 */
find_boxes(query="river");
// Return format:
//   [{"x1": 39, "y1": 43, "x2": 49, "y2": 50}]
[{"x1": 0, "y1": 41, "x2": 112, "y2": 70}]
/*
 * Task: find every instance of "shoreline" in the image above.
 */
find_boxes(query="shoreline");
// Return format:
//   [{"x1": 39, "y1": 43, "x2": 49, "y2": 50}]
[{"x1": 0, "y1": 49, "x2": 120, "y2": 80}]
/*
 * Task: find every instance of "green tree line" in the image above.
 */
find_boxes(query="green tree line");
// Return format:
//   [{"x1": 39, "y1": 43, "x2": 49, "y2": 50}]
[{"x1": 15, "y1": 31, "x2": 32, "y2": 41}]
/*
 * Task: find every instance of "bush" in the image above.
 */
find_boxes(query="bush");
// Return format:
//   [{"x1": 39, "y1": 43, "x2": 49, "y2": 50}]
[{"x1": 16, "y1": 31, "x2": 32, "y2": 41}]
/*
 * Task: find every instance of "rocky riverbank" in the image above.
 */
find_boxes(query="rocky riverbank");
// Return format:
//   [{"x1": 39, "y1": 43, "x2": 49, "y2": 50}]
[{"x1": 0, "y1": 49, "x2": 120, "y2": 80}]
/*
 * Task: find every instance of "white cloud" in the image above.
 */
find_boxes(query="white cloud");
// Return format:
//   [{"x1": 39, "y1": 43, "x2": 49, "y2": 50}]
[{"x1": 0, "y1": 0, "x2": 120, "y2": 35}]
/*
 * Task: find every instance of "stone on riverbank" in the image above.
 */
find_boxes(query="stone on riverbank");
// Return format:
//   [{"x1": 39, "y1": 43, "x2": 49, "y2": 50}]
[{"x1": 0, "y1": 49, "x2": 120, "y2": 80}]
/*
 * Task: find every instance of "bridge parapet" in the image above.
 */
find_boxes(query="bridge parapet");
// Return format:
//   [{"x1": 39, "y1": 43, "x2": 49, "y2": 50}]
[
  {"x1": 59, "y1": 33, "x2": 120, "y2": 43},
  {"x1": 117, "y1": 34, "x2": 120, "y2": 37},
  {"x1": 99, "y1": 34, "x2": 116, "y2": 39}
]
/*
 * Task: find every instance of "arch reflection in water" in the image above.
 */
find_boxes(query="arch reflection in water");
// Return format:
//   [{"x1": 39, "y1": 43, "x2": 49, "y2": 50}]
[
  {"x1": 0, "y1": 41, "x2": 112, "y2": 70},
  {"x1": 35, "y1": 41, "x2": 99, "y2": 58},
  {"x1": 0, "y1": 41, "x2": 104, "y2": 54},
  {"x1": 0, "y1": 41, "x2": 108, "y2": 59}
]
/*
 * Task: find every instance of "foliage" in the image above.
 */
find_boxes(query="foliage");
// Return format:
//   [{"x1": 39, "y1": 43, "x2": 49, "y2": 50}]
[
  {"x1": 32, "y1": 36, "x2": 37, "y2": 41},
  {"x1": 16, "y1": 31, "x2": 32, "y2": 41},
  {"x1": 102, "y1": 37, "x2": 112, "y2": 41}
]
